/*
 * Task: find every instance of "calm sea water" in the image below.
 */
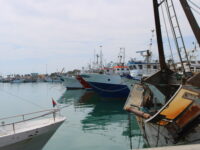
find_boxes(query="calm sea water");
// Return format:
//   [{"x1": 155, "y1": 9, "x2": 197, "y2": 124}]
[{"x1": 0, "y1": 83, "x2": 144, "y2": 150}]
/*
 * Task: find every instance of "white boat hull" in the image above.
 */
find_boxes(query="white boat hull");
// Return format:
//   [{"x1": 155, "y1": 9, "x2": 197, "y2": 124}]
[
  {"x1": 0, "y1": 117, "x2": 65, "y2": 150},
  {"x1": 62, "y1": 76, "x2": 83, "y2": 89}
]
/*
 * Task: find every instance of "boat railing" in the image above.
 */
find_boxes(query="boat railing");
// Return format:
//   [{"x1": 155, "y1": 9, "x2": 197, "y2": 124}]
[{"x1": 0, "y1": 109, "x2": 62, "y2": 135}]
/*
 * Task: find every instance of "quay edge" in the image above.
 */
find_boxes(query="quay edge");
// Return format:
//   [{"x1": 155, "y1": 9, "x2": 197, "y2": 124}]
[{"x1": 133, "y1": 144, "x2": 200, "y2": 150}]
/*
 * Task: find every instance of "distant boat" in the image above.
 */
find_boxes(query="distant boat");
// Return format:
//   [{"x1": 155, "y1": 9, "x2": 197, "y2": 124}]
[
  {"x1": 11, "y1": 79, "x2": 25, "y2": 83},
  {"x1": 62, "y1": 76, "x2": 84, "y2": 90},
  {"x1": 128, "y1": 50, "x2": 160, "y2": 80},
  {"x1": 44, "y1": 77, "x2": 62, "y2": 83},
  {"x1": 128, "y1": 59, "x2": 160, "y2": 80},
  {"x1": 0, "y1": 109, "x2": 65, "y2": 150}
]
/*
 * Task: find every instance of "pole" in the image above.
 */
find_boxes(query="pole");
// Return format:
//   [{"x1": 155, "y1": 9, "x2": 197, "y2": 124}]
[
  {"x1": 179, "y1": 0, "x2": 200, "y2": 46},
  {"x1": 152, "y1": 0, "x2": 168, "y2": 71}
]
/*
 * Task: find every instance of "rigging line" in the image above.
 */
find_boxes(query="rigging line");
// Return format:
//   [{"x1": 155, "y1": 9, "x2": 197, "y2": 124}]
[
  {"x1": 0, "y1": 88, "x2": 45, "y2": 109},
  {"x1": 190, "y1": 6, "x2": 200, "y2": 16},
  {"x1": 160, "y1": 0, "x2": 176, "y2": 70},
  {"x1": 148, "y1": 123, "x2": 174, "y2": 143},
  {"x1": 155, "y1": 124, "x2": 160, "y2": 147},
  {"x1": 128, "y1": 113, "x2": 133, "y2": 150},
  {"x1": 137, "y1": 126, "x2": 142, "y2": 149},
  {"x1": 188, "y1": 0, "x2": 200, "y2": 10}
]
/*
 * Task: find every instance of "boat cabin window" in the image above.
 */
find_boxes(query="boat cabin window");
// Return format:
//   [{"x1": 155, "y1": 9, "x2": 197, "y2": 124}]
[
  {"x1": 117, "y1": 68, "x2": 120, "y2": 71},
  {"x1": 196, "y1": 68, "x2": 200, "y2": 72},
  {"x1": 147, "y1": 65, "x2": 151, "y2": 69},
  {"x1": 129, "y1": 65, "x2": 136, "y2": 70},
  {"x1": 198, "y1": 61, "x2": 200, "y2": 64},
  {"x1": 191, "y1": 61, "x2": 195, "y2": 64},
  {"x1": 153, "y1": 65, "x2": 157, "y2": 69},
  {"x1": 129, "y1": 66, "x2": 133, "y2": 70},
  {"x1": 121, "y1": 68, "x2": 124, "y2": 70},
  {"x1": 138, "y1": 65, "x2": 143, "y2": 69}
]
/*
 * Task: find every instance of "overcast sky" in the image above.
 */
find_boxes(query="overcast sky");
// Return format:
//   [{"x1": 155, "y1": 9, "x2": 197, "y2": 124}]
[{"x1": 0, "y1": 0, "x2": 199, "y2": 75}]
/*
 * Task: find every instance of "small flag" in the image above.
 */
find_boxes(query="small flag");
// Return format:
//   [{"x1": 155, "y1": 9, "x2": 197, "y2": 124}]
[{"x1": 52, "y1": 98, "x2": 57, "y2": 107}]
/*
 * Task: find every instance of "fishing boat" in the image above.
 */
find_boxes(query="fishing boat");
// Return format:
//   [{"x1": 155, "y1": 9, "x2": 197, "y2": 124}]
[
  {"x1": 0, "y1": 109, "x2": 65, "y2": 150},
  {"x1": 128, "y1": 50, "x2": 160, "y2": 80},
  {"x1": 62, "y1": 76, "x2": 84, "y2": 90},
  {"x1": 80, "y1": 48, "x2": 133, "y2": 98},
  {"x1": 76, "y1": 75, "x2": 92, "y2": 90},
  {"x1": 11, "y1": 78, "x2": 25, "y2": 83},
  {"x1": 124, "y1": 0, "x2": 200, "y2": 147},
  {"x1": 81, "y1": 73, "x2": 134, "y2": 98}
]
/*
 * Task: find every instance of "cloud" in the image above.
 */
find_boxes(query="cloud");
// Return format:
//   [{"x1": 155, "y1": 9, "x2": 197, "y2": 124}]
[{"x1": 0, "y1": 0, "x2": 198, "y2": 75}]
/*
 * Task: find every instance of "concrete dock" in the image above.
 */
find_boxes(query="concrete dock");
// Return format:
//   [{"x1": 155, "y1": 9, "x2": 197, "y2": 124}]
[{"x1": 134, "y1": 144, "x2": 200, "y2": 150}]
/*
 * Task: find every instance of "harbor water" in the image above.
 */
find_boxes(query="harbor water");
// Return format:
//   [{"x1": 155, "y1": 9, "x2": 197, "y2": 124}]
[{"x1": 0, "y1": 82, "x2": 144, "y2": 150}]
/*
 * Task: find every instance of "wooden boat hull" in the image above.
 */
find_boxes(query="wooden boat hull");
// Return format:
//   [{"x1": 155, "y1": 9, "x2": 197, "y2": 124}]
[{"x1": 136, "y1": 116, "x2": 200, "y2": 147}]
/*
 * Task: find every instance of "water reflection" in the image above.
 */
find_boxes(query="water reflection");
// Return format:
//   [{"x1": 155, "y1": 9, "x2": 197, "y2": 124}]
[{"x1": 58, "y1": 89, "x2": 145, "y2": 149}]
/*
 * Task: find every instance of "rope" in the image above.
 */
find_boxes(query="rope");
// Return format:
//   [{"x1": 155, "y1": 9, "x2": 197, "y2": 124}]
[
  {"x1": 160, "y1": 0, "x2": 176, "y2": 70},
  {"x1": 188, "y1": 0, "x2": 200, "y2": 10},
  {"x1": 155, "y1": 124, "x2": 160, "y2": 147},
  {"x1": 190, "y1": 6, "x2": 200, "y2": 16},
  {"x1": 148, "y1": 123, "x2": 174, "y2": 144},
  {"x1": 0, "y1": 88, "x2": 44, "y2": 109},
  {"x1": 128, "y1": 113, "x2": 133, "y2": 149},
  {"x1": 188, "y1": 0, "x2": 200, "y2": 16}
]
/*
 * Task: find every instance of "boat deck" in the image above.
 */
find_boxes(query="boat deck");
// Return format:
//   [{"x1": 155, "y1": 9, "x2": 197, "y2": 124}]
[{"x1": 0, "y1": 117, "x2": 65, "y2": 137}]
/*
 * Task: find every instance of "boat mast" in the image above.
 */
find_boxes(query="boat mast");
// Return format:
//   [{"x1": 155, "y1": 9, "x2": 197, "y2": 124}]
[
  {"x1": 179, "y1": 0, "x2": 200, "y2": 46},
  {"x1": 152, "y1": 0, "x2": 168, "y2": 71}
]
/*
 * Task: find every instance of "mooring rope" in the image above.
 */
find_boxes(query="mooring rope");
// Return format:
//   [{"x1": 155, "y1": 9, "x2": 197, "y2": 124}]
[{"x1": 0, "y1": 88, "x2": 45, "y2": 109}]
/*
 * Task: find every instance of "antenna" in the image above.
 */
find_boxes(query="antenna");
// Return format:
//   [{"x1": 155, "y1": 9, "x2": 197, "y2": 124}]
[{"x1": 99, "y1": 45, "x2": 103, "y2": 69}]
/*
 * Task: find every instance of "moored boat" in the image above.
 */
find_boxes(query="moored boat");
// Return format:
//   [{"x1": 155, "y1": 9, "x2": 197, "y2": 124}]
[
  {"x1": 0, "y1": 109, "x2": 65, "y2": 150},
  {"x1": 62, "y1": 76, "x2": 84, "y2": 90},
  {"x1": 81, "y1": 73, "x2": 134, "y2": 98},
  {"x1": 76, "y1": 75, "x2": 92, "y2": 90}
]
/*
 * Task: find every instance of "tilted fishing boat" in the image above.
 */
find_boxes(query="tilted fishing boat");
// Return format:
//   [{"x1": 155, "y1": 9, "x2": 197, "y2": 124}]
[
  {"x1": 0, "y1": 109, "x2": 65, "y2": 150},
  {"x1": 124, "y1": 0, "x2": 200, "y2": 147}
]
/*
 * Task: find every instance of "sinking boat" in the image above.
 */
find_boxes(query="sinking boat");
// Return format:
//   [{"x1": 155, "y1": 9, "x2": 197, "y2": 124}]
[
  {"x1": 0, "y1": 109, "x2": 65, "y2": 150},
  {"x1": 124, "y1": 0, "x2": 200, "y2": 147}
]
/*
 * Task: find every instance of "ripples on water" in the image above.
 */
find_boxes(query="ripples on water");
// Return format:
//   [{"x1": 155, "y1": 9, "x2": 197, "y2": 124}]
[{"x1": 0, "y1": 83, "x2": 145, "y2": 150}]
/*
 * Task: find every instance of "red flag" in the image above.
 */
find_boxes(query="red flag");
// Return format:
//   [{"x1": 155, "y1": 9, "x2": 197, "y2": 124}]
[{"x1": 52, "y1": 98, "x2": 57, "y2": 107}]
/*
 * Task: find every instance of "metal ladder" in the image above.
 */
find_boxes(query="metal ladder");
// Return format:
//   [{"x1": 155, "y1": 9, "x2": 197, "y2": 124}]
[{"x1": 164, "y1": 0, "x2": 191, "y2": 74}]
